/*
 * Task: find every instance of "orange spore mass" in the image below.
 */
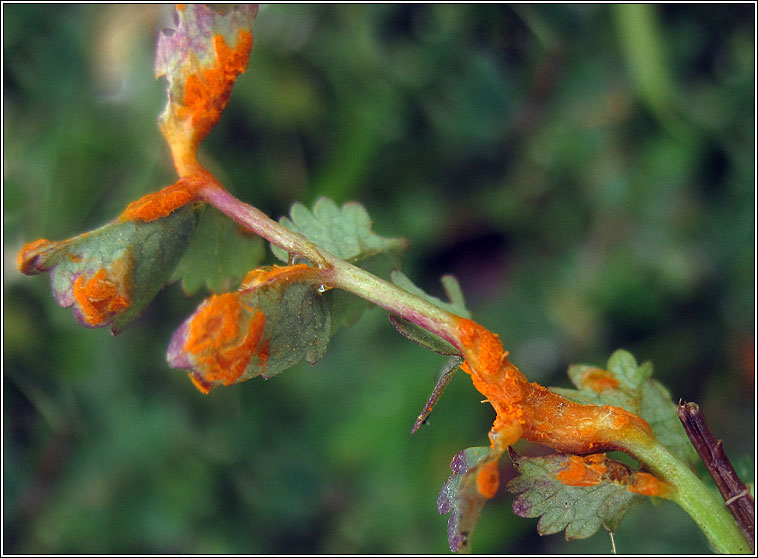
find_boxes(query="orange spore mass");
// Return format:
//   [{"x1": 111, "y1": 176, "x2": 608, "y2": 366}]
[
  {"x1": 120, "y1": 180, "x2": 195, "y2": 222},
  {"x1": 72, "y1": 267, "x2": 131, "y2": 326},
  {"x1": 184, "y1": 293, "x2": 266, "y2": 391},
  {"x1": 178, "y1": 31, "x2": 253, "y2": 146},
  {"x1": 240, "y1": 264, "x2": 314, "y2": 290},
  {"x1": 578, "y1": 367, "x2": 620, "y2": 392},
  {"x1": 476, "y1": 460, "x2": 500, "y2": 498},
  {"x1": 556, "y1": 454, "x2": 608, "y2": 487},
  {"x1": 455, "y1": 317, "x2": 654, "y2": 461},
  {"x1": 556, "y1": 453, "x2": 669, "y2": 497},
  {"x1": 628, "y1": 471, "x2": 669, "y2": 497}
]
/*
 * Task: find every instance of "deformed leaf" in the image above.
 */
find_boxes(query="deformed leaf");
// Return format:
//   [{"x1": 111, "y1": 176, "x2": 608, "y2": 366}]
[
  {"x1": 506, "y1": 450, "x2": 647, "y2": 540},
  {"x1": 389, "y1": 271, "x2": 470, "y2": 356},
  {"x1": 550, "y1": 349, "x2": 697, "y2": 466},
  {"x1": 17, "y1": 205, "x2": 197, "y2": 333},
  {"x1": 167, "y1": 264, "x2": 332, "y2": 393},
  {"x1": 438, "y1": 446, "x2": 500, "y2": 552},
  {"x1": 272, "y1": 198, "x2": 407, "y2": 330},
  {"x1": 171, "y1": 204, "x2": 265, "y2": 295},
  {"x1": 155, "y1": 4, "x2": 258, "y2": 161}
]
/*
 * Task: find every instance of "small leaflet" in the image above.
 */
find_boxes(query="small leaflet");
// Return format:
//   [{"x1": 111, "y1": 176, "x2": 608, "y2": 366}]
[
  {"x1": 437, "y1": 446, "x2": 498, "y2": 552},
  {"x1": 271, "y1": 197, "x2": 407, "y2": 330},
  {"x1": 167, "y1": 264, "x2": 332, "y2": 393},
  {"x1": 411, "y1": 356, "x2": 463, "y2": 434},
  {"x1": 17, "y1": 206, "x2": 197, "y2": 334},
  {"x1": 389, "y1": 271, "x2": 470, "y2": 356},
  {"x1": 271, "y1": 197, "x2": 407, "y2": 265},
  {"x1": 506, "y1": 450, "x2": 651, "y2": 540}
]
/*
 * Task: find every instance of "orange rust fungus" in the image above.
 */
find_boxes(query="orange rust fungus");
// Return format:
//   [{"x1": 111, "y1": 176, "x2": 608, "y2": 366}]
[
  {"x1": 476, "y1": 460, "x2": 500, "y2": 499},
  {"x1": 556, "y1": 453, "x2": 670, "y2": 498},
  {"x1": 176, "y1": 3, "x2": 186, "y2": 11},
  {"x1": 177, "y1": 31, "x2": 253, "y2": 147},
  {"x1": 557, "y1": 454, "x2": 609, "y2": 487},
  {"x1": 578, "y1": 367, "x2": 620, "y2": 393},
  {"x1": 628, "y1": 471, "x2": 670, "y2": 497},
  {"x1": 17, "y1": 238, "x2": 55, "y2": 275},
  {"x1": 72, "y1": 268, "x2": 131, "y2": 326},
  {"x1": 120, "y1": 179, "x2": 197, "y2": 222},
  {"x1": 240, "y1": 264, "x2": 315, "y2": 290},
  {"x1": 458, "y1": 318, "x2": 508, "y2": 382},
  {"x1": 184, "y1": 293, "x2": 266, "y2": 391},
  {"x1": 454, "y1": 317, "x2": 655, "y2": 458}
]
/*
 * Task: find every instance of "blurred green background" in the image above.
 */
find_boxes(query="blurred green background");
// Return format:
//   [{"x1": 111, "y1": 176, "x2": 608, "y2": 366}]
[{"x1": 3, "y1": 4, "x2": 754, "y2": 554}]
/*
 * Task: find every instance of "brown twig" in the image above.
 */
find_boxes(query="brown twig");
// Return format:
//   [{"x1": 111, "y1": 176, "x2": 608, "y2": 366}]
[{"x1": 677, "y1": 400, "x2": 755, "y2": 551}]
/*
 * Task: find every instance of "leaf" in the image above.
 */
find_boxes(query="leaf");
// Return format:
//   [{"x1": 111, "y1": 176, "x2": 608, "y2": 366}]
[
  {"x1": 550, "y1": 349, "x2": 697, "y2": 466},
  {"x1": 438, "y1": 446, "x2": 500, "y2": 553},
  {"x1": 389, "y1": 271, "x2": 470, "y2": 356},
  {"x1": 271, "y1": 197, "x2": 407, "y2": 264},
  {"x1": 272, "y1": 198, "x2": 407, "y2": 330},
  {"x1": 506, "y1": 450, "x2": 647, "y2": 540},
  {"x1": 170, "y1": 204, "x2": 265, "y2": 295},
  {"x1": 18, "y1": 205, "x2": 197, "y2": 333},
  {"x1": 167, "y1": 264, "x2": 332, "y2": 393},
  {"x1": 641, "y1": 380, "x2": 699, "y2": 465},
  {"x1": 155, "y1": 4, "x2": 258, "y2": 161}
]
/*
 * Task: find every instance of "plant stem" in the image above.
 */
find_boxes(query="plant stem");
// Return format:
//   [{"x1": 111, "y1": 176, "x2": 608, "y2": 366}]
[
  {"x1": 677, "y1": 401, "x2": 755, "y2": 550},
  {"x1": 204, "y1": 185, "x2": 752, "y2": 554},
  {"x1": 625, "y1": 437, "x2": 751, "y2": 554},
  {"x1": 201, "y1": 186, "x2": 464, "y2": 348}
]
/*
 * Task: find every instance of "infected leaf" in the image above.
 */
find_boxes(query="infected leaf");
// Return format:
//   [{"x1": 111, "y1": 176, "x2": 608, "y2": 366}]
[
  {"x1": 506, "y1": 449, "x2": 655, "y2": 540},
  {"x1": 17, "y1": 206, "x2": 197, "y2": 333},
  {"x1": 155, "y1": 4, "x2": 258, "y2": 174},
  {"x1": 551, "y1": 350, "x2": 697, "y2": 465},
  {"x1": 168, "y1": 264, "x2": 332, "y2": 393},
  {"x1": 437, "y1": 446, "x2": 500, "y2": 552}
]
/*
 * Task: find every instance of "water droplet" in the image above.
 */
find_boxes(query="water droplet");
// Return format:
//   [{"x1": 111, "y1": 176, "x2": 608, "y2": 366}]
[{"x1": 317, "y1": 284, "x2": 326, "y2": 293}]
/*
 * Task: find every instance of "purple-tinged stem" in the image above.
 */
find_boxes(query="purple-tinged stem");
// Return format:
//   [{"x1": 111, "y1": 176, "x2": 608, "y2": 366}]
[
  {"x1": 677, "y1": 401, "x2": 755, "y2": 551},
  {"x1": 199, "y1": 185, "x2": 464, "y2": 350}
]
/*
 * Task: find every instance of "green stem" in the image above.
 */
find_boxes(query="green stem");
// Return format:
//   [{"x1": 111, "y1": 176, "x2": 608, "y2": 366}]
[
  {"x1": 203, "y1": 185, "x2": 750, "y2": 553},
  {"x1": 625, "y1": 438, "x2": 751, "y2": 554},
  {"x1": 200, "y1": 186, "x2": 463, "y2": 348}
]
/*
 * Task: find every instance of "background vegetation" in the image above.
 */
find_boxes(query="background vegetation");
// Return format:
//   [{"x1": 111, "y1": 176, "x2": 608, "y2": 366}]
[{"x1": 4, "y1": 4, "x2": 754, "y2": 553}]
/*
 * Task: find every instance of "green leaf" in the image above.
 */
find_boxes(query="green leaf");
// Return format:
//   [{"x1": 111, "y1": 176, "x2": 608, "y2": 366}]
[
  {"x1": 506, "y1": 450, "x2": 646, "y2": 540},
  {"x1": 437, "y1": 446, "x2": 499, "y2": 552},
  {"x1": 550, "y1": 349, "x2": 697, "y2": 466},
  {"x1": 167, "y1": 264, "x2": 332, "y2": 393},
  {"x1": 272, "y1": 197, "x2": 407, "y2": 330},
  {"x1": 640, "y1": 380, "x2": 699, "y2": 465},
  {"x1": 271, "y1": 197, "x2": 407, "y2": 264},
  {"x1": 18, "y1": 206, "x2": 197, "y2": 334},
  {"x1": 389, "y1": 271, "x2": 470, "y2": 355},
  {"x1": 170, "y1": 204, "x2": 265, "y2": 295}
]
